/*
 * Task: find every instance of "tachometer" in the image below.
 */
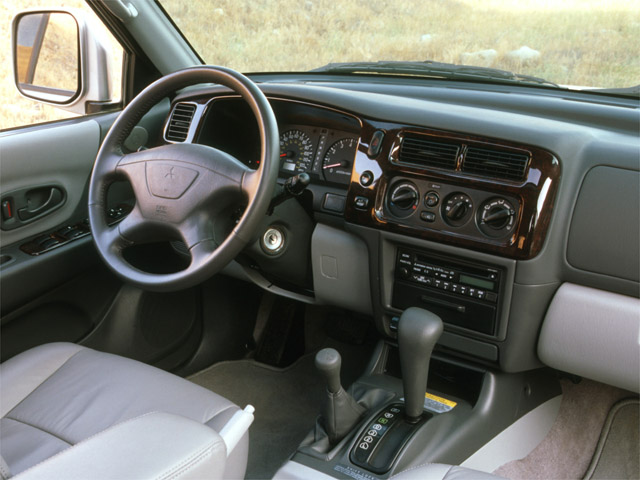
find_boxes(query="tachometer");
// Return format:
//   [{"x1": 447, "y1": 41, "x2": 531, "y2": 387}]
[
  {"x1": 280, "y1": 129, "x2": 314, "y2": 173},
  {"x1": 322, "y1": 138, "x2": 357, "y2": 184}
]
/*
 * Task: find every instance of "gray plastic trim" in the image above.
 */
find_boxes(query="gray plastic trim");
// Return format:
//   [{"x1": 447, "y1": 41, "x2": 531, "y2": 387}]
[
  {"x1": 311, "y1": 224, "x2": 373, "y2": 315},
  {"x1": 567, "y1": 167, "x2": 639, "y2": 282},
  {"x1": 105, "y1": 0, "x2": 200, "y2": 74},
  {"x1": 538, "y1": 283, "x2": 640, "y2": 393},
  {"x1": 439, "y1": 332, "x2": 498, "y2": 362},
  {"x1": 461, "y1": 395, "x2": 562, "y2": 472},
  {"x1": 236, "y1": 262, "x2": 317, "y2": 305},
  {"x1": 273, "y1": 461, "x2": 335, "y2": 480}
]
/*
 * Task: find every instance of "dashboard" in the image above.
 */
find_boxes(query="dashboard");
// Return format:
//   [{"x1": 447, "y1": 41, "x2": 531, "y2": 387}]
[
  {"x1": 166, "y1": 94, "x2": 559, "y2": 260},
  {"x1": 161, "y1": 81, "x2": 639, "y2": 373}
]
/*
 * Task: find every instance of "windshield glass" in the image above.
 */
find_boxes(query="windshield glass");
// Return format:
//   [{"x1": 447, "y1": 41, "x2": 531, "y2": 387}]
[{"x1": 160, "y1": 0, "x2": 638, "y2": 91}]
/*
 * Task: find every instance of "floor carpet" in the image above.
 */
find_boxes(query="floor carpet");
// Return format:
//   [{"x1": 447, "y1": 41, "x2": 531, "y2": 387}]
[
  {"x1": 189, "y1": 340, "x2": 372, "y2": 479},
  {"x1": 494, "y1": 379, "x2": 637, "y2": 480},
  {"x1": 583, "y1": 398, "x2": 639, "y2": 480}
]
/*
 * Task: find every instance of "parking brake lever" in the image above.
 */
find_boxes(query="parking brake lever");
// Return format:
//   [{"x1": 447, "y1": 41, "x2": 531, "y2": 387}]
[{"x1": 267, "y1": 172, "x2": 310, "y2": 215}]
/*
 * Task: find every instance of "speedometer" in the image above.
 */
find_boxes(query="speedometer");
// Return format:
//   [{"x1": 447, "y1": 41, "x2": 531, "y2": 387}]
[
  {"x1": 322, "y1": 138, "x2": 357, "y2": 184},
  {"x1": 280, "y1": 129, "x2": 314, "y2": 173}
]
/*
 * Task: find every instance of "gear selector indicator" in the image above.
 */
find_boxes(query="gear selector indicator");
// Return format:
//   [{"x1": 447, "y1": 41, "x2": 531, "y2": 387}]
[{"x1": 350, "y1": 404, "x2": 431, "y2": 474}]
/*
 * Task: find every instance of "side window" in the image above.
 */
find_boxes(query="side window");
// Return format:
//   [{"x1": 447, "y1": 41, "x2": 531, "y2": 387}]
[{"x1": 0, "y1": 0, "x2": 123, "y2": 131}]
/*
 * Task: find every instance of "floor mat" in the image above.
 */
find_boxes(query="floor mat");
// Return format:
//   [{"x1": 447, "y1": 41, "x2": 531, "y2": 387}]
[
  {"x1": 494, "y1": 379, "x2": 636, "y2": 480},
  {"x1": 189, "y1": 342, "x2": 372, "y2": 479},
  {"x1": 583, "y1": 398, "x2": 639, "y2": 480}
]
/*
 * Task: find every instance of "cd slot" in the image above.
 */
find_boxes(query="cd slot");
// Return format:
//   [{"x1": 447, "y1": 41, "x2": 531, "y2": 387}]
[{"x1": 393, "y1": 281, "x2": 496, "y2": 335}]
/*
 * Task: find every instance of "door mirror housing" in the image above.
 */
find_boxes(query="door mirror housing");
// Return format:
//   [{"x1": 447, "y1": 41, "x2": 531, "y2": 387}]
[{"x1": 12, "y1": 9, "x2": 113, "y2": 114}]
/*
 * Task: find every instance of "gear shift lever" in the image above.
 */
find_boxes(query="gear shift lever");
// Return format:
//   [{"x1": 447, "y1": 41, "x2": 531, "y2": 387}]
[
  {"x1": 315, "y1": 348, "x2": 366, "y2": 444},
  {"x1": 398, "y1": 307, "x2": 443, "y2": 423}
]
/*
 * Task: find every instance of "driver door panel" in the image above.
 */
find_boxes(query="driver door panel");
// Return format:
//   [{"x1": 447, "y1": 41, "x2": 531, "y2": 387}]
[
  {"x1": 0, "y1": 106, "x2": 208, "y2": 366},
  {"x1": 0, "y1": 118, "x2": 115, "y2": 358},
  {"x1": 0, "y1": 120, "x2": 101, "y2": 247}
]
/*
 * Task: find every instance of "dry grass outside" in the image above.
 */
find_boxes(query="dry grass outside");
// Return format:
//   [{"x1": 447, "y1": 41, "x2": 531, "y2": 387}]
[
  {"x1": 1, "y1": 0, "x2": 637, "y2": 131},
  {"x1": 163, "y1": 0, "x2": 639, "y2": 89},
  {"x1": 31, "y1": 12, "x2": 79, "y2": 91}
]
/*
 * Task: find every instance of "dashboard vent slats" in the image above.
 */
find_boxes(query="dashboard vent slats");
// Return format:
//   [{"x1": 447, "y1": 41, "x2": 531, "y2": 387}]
[
  {"x1": 398, "y1": 135, "x2": 459, "y2": 170},
  {"x1": 165, "y1": 103, "x2": 197, "y2": 142},
  {"x1": 463, "y1": 147, "x2": 529, "y2": 181}
]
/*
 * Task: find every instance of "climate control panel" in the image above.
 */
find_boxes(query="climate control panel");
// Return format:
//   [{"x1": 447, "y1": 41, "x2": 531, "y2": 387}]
[{"x1": 383, "y1": 177, "x2": 520, "y2": 242}]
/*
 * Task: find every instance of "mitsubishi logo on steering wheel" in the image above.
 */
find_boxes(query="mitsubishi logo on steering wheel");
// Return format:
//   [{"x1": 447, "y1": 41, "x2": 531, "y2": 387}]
[
  {"x1": 165, "y1": 166, "x2": 176, "y2": 179},
  {"x1": 147, "y1": 163, "x2": 199, "y2": 199}
]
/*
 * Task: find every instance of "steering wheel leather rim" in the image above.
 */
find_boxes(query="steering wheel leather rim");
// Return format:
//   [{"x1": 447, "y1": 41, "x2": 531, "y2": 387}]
[{"x1": 88, "y1": 66, "x2": 279, "y2": 292}]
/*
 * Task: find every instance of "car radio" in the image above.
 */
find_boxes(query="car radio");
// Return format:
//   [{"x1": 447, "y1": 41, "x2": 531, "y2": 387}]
[{"x1": 392, "y1": 248, "x2": 502, "y2": 335}]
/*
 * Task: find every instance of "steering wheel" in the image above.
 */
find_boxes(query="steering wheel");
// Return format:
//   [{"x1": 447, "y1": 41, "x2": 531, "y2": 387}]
[{"x1": 88, "y1": 66, "x2": 279, "y2": 292}]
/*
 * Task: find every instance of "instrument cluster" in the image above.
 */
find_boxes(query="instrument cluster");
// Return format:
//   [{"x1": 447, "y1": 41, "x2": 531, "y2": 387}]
[{"x1": 279, "y1": 125, "x2": 359, "y2": 186}]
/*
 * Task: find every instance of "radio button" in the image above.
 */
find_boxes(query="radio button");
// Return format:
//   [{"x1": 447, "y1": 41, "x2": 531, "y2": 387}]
[
  {"x1": 415, "y1": 275, "x2": 428, "y2": 284},
  {"x1": 476, "y1": 290, "x2": 486, "y2": 300},
  {"x1": 486, "y1": 292, "x2": 498, "y2": 303},
  {"x1": 443, "y1": 282, "x2": 451, "y2": 291},
  {"x1": 451, "y1": 283, "x2": 460, "y2": 293},
  {"x1": 459, "y1": 286, "x2": 468, "y2": 295}
]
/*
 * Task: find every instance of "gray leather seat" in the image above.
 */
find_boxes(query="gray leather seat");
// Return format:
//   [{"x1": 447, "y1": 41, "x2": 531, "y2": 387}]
[{"x1": 0, "y1": 343, "x2": 248, "y2": 479}]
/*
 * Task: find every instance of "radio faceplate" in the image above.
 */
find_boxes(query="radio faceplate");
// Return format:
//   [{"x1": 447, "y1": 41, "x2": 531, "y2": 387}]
[{"x1": 392, "y1": 248, "x2": 503, "y2": 335}]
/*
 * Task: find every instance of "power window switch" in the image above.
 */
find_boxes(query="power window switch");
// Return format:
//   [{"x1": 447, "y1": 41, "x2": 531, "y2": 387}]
[{"x1": 389, "y1": 316, "x2": 400, "y2": 332}]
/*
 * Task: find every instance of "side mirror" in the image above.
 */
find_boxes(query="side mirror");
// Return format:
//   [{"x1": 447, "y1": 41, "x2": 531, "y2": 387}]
[{"x1": 12, "y1": 9, "x2": 113, "y2": 114}]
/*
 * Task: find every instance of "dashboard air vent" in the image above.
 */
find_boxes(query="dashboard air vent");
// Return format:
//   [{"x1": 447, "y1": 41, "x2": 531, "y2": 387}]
[
  {"x1": 463, "y1": 147, "x2": 529, "y2": 181},
  {"x1": 398, "y1": 134, "x2": 459, "y2": 170},
  {"x1": 165, "y1": 103, "x2": 197, "y2": 142}
]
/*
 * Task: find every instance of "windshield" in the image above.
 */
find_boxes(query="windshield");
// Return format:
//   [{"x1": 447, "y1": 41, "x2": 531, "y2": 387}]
[{"x1": 160, "y1": 0, "x2": 638, "y2": 91}]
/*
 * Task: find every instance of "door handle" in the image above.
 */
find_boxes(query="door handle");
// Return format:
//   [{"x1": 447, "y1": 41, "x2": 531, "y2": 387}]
[{"x1": 17, "y1": 187, "x2": 64, "y2": 221}]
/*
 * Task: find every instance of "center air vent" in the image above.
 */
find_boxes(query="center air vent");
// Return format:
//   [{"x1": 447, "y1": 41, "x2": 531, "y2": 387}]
[
  {"x1": 165, "y1": 103, "x2": 197, "y2": 143},
  {"x1": 463, "y1": 147, "x2": 529, "y2": 181},
  {"x1": 398, "y1": 134, "x2": 459, "y2": 170}
]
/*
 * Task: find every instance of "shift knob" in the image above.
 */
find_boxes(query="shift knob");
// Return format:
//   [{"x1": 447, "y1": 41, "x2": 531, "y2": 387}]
[
  {"x1": 315, "y1": 348, "x2": 342, "y2": 394},
  {"x1": 398, "y1": 307, "x2": 443, "y2": 423}
]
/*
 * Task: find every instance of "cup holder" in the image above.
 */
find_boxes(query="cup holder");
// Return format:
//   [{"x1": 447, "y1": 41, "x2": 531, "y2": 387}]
[{"x1": 0, "y1": 254, "x2": 14, "y2": 266}]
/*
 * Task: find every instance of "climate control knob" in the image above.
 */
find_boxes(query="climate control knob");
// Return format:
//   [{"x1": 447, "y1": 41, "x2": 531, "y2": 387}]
[
  {"x1": 442, "y1": 193, "x2": 473, "y2": 227},
  {"x1": 478, "y1": 198, "x2": 518, "y2": 237},
  {"x1": 387, "y1": 182, "x2": 420, "y2": 218}
]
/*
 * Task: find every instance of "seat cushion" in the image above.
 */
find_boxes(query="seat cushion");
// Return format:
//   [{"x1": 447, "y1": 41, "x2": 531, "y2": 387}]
[
  {"x1": 13, "y1": 412, "x2": 227, "y2": 480},
  {"x1": 0, "y1": 343, "x2": 248, "y2": 478}
]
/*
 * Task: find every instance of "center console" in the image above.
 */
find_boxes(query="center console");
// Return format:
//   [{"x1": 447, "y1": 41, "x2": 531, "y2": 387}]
[{"x1": 276, "y1": 337, "x2": 560, "y2": 480}]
